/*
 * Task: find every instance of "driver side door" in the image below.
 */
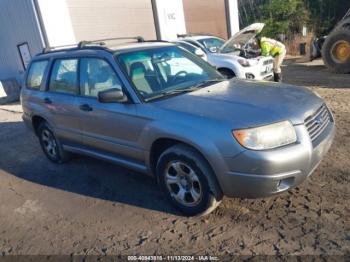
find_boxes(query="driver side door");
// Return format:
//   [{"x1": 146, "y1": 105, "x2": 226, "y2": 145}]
[{"x1": 77, "y1": 57, "x2": 145, "y2": 162}]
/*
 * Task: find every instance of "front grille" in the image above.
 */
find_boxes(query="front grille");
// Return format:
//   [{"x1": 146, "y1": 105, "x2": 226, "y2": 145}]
[
  {"x1": 263, "y1": 59, "x2": 274, "y2": 66},
  {"x1": 304, "y1": 104, "x2": 331, "y2": 141}
]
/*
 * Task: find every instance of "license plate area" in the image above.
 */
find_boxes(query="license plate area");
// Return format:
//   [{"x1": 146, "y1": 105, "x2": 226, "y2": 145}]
[{"x1": 262, "y1": 64, "x2": 273, "y2": 74}]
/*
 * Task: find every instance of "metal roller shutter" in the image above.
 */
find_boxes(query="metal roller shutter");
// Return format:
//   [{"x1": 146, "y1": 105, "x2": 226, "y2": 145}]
[
  {"x1": 183, "y1": 0, "x2": 229, "y2": 39},
  {"x1": 67, "y1": 0, "x2": 157, "y2": 41}
]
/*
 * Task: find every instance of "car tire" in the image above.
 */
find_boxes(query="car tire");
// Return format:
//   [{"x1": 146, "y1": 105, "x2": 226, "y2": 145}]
[
  {"x1": 322, "y1": 28, "x2": 350, "y2": 74},
  {"x1": 218, "y1": 68, "x2": 236, "y2": 79},
  {"x1": 156, "y1": 144, "x2": 223, "y2": 216},
  {"x1": 37, "y1": 122, "x2": 71, "y2": 164}
]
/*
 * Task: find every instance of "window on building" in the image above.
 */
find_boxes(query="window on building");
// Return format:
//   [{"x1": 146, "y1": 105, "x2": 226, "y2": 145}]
[
  {"x1": 26, "y1": 60, "x2": 49, "y2": 90},
  {"x1": 49, "y1": 59, "x2": 78, "y2": 94},
  {"x1": 80, "y1": 58, "x2": 123, "y2": 98}
]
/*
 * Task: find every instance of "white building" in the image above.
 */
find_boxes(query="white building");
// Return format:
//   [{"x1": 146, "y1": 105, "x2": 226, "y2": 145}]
[{"x1": 0, "y1": 0, "x2": 239, "y2": 84}]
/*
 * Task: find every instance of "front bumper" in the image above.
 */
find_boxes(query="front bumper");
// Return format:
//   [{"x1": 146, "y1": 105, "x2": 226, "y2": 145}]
[
  {"x1": 219, "y1": 122, "x2": 335, "y2": 198},
  {"x1": 237, "y1": 64, "x2": 274, "y2": 81}
]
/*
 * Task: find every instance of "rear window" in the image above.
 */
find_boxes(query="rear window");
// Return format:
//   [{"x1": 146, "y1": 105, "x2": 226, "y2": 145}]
[{"x1": 26, "y1": 60, "x2": 49, "y2": 90}]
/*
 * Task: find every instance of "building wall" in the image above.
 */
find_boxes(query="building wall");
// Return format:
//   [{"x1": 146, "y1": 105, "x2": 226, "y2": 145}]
[
  {"x1": 227, "y1": 0, "x2": 240, "y2": 35},
  {"x1": 0, "y1": 0, "x2": 240, "y2": 83},
  {"x1": 0, "y1": 0, "x2": 44, "y2": 83},
  {"x1": 66, "y1": 0, "x2": 157, "y2": 41},
  {"x1": 182, "y1": 0, "x2": 229, "y2": 39},
  {"x1": 36, "y1": 0, "x2": 76, "y2": 46},
  {"x1": 154, "y1": 0, "x2": 187, "y2": 40}
]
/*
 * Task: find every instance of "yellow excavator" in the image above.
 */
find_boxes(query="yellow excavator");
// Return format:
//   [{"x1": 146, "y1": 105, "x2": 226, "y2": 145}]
[{"x1": 322, "y1": 8, "x2": 350, "y2": 73}]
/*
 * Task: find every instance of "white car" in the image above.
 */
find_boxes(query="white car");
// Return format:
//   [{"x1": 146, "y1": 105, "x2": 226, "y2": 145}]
[
  {"x1": 179, "y1": 23, "x2": 274, "y2": 80},
  {"x1": 174, "y1": 40, "x2": 208, "y2": 61}
]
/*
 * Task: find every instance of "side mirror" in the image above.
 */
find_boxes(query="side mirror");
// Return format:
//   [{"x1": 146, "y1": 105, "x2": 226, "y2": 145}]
[
  {"x1": 195, "y1": 48, "x2": 205, "y2": 57},
  {"x1": 209, "y1": 47, "x2": 218, "y2": 53},
  {"x1": 98, "y1": 88, "x2": 128, "y2": 103}
]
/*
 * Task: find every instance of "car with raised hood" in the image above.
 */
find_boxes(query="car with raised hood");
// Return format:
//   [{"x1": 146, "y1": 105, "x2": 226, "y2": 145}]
[
  {"x1": 178, "y1": 23, "x2": 274, "y2": 80},
  {"x1": 173, "y1": 40, "x2": 208, "y2": 62},
  {"x1": 21, "y1": 37, "x2": 335, "y2": 216}
]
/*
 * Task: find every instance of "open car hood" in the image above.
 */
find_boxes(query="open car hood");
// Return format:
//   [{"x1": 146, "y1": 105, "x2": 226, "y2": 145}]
[{"x1": 220, "y1": 23, "x2": 265, "y2": 53}]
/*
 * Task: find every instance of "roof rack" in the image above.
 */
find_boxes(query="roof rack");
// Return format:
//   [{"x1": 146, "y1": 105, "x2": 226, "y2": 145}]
[
  {"x1": 78, "y1": 36, "x2": 145, "y2": 48},
  {"x1": 42, "y1": 44, "x2": 80, "y2": 54},
  {"x1": 143, "y1": 39, "x2": 169, "y2": 43},
  {"x1": 41, "y1": 36, "x2": 145, "y2": 54},
  {"x1": 177, "y1": 33, "x2": 212, "y2": 38}
]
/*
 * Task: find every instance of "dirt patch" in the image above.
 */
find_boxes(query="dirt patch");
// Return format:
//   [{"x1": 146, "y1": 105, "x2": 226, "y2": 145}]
[{"x1": 0, "y1": 60, "x2": 349, "y2": 257}]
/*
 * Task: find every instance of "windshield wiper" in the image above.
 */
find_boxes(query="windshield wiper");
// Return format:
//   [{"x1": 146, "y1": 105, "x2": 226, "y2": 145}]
[
  {"x1": 192, "y1": 78, "x2": 225, "y2": 89},
  {"x1": 145, "y1": 87, "x2": 199, "y2": 102},
  {"x1": 145, "y1": 79, "x2": 225, "y2": 102}
]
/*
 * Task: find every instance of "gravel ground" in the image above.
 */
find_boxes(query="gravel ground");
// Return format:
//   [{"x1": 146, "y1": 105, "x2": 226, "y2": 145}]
[{"x1": 0, "y1": 59, "x2": 349, "y2": 259}]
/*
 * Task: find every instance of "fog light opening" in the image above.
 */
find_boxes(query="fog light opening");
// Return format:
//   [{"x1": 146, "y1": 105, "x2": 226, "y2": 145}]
[
  {"x1": 245, "y1": 73, "x2": 255, "y2": 80},
  {"x1": 277, "y1": 177, "x2": 295, "y2": 191}
]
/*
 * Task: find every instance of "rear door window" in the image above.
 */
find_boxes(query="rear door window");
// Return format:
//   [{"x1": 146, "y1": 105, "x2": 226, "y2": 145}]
[
  {"x1": 26, "y1": 60, "x2": 49, "y2": 90},
  {"x1": 49, "y1": 59, "x2": 78, "y2": 94},
  {"x1": 80, "y1": 58, "x2": 123, "y2": 98}
]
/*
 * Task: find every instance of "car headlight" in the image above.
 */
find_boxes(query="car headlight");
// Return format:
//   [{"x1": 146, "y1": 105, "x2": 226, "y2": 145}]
[
  {"x1": 238, "y1": 58, "x2": 258, "y2": 67},
  {"x1": 248, "y1": 59, "x2": 259, "y2": 66},
  {"x1": 238, "y1": 59, "x2": 250, "y2": 67},
  {"x1": 233, "y1": 121, "x2": 297, "y2": 150}
]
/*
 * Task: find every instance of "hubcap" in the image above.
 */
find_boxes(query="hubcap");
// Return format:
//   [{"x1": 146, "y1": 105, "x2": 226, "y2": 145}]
[
  {"x1": 331, "y1": 40, "x2": 350, "y2": 63},
  {"x1": 41, "y1": 129, "x2": 58, "y2": 158},
  {"x1": 165, "y1": 161, "x2": 202, "y2": 207}
]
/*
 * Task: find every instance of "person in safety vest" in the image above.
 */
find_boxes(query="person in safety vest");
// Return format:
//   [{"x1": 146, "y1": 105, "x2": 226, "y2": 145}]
[{"x1": 255, "y1": 35, "x2": 286, "y2": 82}]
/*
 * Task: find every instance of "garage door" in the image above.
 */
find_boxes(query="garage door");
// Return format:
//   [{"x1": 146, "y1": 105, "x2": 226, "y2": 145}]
[
  {"x1": 183, "y1": 0, "x2": 228, "y2": 39},
  {"x1": 67, "y1": 0, "x2": 157, "y2": 41}
]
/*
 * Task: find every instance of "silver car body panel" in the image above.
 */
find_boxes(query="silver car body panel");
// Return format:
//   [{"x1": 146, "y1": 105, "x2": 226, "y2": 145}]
[{"x1": 21, "y1": 43, "x2": 335, "y2": 198}]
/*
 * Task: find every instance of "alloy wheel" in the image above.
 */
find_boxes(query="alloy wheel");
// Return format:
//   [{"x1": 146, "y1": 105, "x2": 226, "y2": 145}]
[
  {"x1": 41, "y1": 129, "x2": 58, "y2": 159},
  {"x1": 164, "y1": 161, "x2": 203, "y2": 207}
]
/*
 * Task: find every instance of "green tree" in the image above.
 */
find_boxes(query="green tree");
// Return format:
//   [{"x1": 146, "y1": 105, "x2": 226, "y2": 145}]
[
  {"x1": 239, "y1": 0, "x2": 309, "y2": 38},
  {"x1": 305, "y1": 0, "x2": 350, "y2": 35},
  {"x1": 238, "y1": 0, "x2": 350, "y2": 37}
]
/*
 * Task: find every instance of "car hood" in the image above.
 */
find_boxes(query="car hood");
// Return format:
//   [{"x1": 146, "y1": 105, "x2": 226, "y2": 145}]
[
  {"x1": 220, "y1": 23, "x2": 264, "y2": 53},
  {"x1": 153, "y1": 79, "x2": 324, "y2": 128}
]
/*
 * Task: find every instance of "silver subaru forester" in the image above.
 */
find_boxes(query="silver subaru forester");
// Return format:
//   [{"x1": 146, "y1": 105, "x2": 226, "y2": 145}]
[{"x1": 21, "y1": 38, "x2": 335, "y2": 216}]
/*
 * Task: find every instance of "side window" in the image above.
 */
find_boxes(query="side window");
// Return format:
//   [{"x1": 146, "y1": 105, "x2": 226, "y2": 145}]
[
  {"x1": 49, "y1": 59, "x2": 78, "y2": 94},
  {"x1": 80, "y1": 58, "x2": 123, "y2": 98},
  {"x1": 26, "y1": 60, "x2": 48, "y2": 90}
]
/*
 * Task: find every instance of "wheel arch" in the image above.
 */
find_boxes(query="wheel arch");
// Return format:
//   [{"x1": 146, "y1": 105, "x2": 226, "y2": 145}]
[
  {"x1": 217, "y1": 67, "x2": 237, "y2": 77},
  {"x1": 32, "y1": 115, "x2": 48, "y2": 136},
  {"x1": 149, "y1": 137, "x2": 223, "y2": 198}
]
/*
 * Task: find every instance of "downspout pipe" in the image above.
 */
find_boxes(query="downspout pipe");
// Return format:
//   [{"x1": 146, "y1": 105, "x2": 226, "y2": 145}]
[{"x1": 32, "y1": 0, "x2": 49, "y2": 50}]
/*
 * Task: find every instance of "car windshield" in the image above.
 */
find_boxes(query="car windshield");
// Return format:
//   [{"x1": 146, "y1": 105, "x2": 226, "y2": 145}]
[
  {"x1": 116, "y1": 46, "x2": 224, "y2": 101},
  {"x1": 197, "y1": 38, "x2": 225, "y2": 53}
]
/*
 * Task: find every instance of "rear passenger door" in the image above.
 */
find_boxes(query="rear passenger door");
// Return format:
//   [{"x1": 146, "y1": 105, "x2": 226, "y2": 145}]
[
  {"x1": 77, "y1": 57, "x2": 144, "y2": 162},
  {"x1": 45, "y1": 58, "x2": 81, "y2": 144}
]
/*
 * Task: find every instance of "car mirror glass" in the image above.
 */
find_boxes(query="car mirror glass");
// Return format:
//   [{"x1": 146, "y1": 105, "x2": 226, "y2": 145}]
[
  {"x1": 98, "y1": 88, "x2": 128, "y2": 103},
  {"x1": 209, "y1": 47, "x2": 218, "y2": 53}
]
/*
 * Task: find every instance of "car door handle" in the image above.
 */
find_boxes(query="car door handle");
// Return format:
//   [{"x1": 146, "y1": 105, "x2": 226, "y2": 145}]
[
  {"x1": 79, "y1": 104, "x2": 93, "y2": 112},
  {"x1": 44, "y1": 98, "x2": 52, "y2": 104}
]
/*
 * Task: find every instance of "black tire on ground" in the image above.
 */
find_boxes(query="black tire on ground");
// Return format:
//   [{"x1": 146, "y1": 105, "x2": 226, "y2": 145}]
[
  {"x1": 156, "y1": 144, "x2": 223, "y2": 216},
  {"x1": 218, "y1": 68, "x2": 236, "y2": 79},
  {"x1": 37, "y1": 122, "x2": 71, "y2": 164},
  {"x1": 322, "y1": 28, "x2": 350, "y2": 74}
]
